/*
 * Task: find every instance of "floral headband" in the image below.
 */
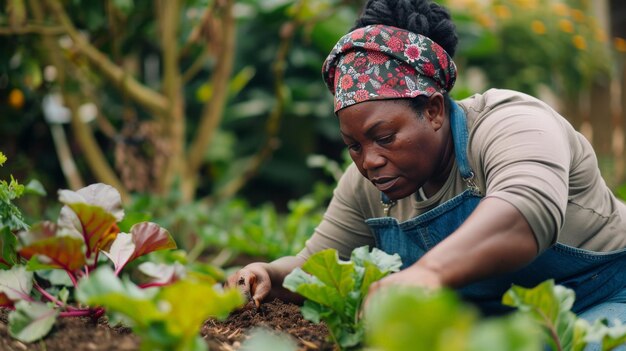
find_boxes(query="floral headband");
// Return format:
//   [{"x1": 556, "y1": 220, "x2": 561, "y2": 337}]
[{"x1": 322, "y1": 24, "x2": 457, "y2": 112}]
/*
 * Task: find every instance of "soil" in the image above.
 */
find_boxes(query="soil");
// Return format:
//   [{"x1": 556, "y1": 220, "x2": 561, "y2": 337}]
[{"x1": 0, "y1": 299, "x2": 335, "y2": 351}]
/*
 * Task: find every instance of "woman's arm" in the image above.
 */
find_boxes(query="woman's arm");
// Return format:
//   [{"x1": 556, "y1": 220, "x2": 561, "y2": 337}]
[{"x1": 368, "y1": 196, "x2": 538, "y2": 292}]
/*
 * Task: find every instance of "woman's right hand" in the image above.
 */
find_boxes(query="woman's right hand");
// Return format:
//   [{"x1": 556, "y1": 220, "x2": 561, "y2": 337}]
[
  {"x1": 225, "y1": 256, "x2": 307, "y2": 307},
  {"x1": 226, "y1": 262, "x2": 273, "y2": 307}
]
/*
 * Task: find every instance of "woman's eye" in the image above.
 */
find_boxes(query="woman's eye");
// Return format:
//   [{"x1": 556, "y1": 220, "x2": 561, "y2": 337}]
[
  {"x1": 377, "y1": 135, "x2": 394, "y2": 145},
  {"x1": 347, "y1": 143, "x2": 361, "y2": 152}
]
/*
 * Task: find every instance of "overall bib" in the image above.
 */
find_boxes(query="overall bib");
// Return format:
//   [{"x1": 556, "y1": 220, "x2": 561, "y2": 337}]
[{"x1": 364, "y1": 101, "x2": 626, "y2": 325}]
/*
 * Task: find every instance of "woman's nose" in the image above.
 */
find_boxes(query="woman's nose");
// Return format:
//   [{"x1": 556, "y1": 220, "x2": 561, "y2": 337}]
[{"x1": 362, "y1": 148, "x2": 385, "y2": 170}]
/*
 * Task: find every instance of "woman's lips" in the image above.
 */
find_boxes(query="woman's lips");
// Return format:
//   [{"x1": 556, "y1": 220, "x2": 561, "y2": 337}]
[{"x1": 371, "y1": 177, "x2": 399, "y2": 192}]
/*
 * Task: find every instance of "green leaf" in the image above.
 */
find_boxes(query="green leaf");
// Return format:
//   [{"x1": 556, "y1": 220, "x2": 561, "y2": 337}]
[
  {"x1": 0, "y1": 265, "x2": 33, "y2": 301},
  {"x1": 157, "y1": 280, "x2": 245, "y2": 338},
  {"x1": 76, "y1": 266, "x2": 160, "y2": 328},
  {"x1": 502, "y1": 280, "x2": 582, "y2": 351},
  {"x1": 468, "y1": 312, "x2": 542, "y2": 351},
  {"x1": 23, "y1": 179, "x2": 46, "y2": 196},
  {"x1": 350, "y1": 246, "x2": 402, "y2": 274},
  {"x1": 19, "y1": 235, "x2": 86, "y2": 272},
  {"x1": 583, "y1": 318, "x2": 626, "y2": 350},
  {"x1": 283, "y1": 267, "x2": 345, "y2": 312},
  {"x1": 240, "y1": 327, "x2": 298, "y2": 351},
  {"x1": 365, "y1": 287, "x2": 477, "y2": 351},
  {"x1": 0, "y1": 226, "x2": 18, "y2": 269},
  {"x1": 8, "y1": 301, "x2": 59, "y2": 343},
  {"x1": 301, "y1": 248, "x2": 355, "y2": 297},
  {"x1": 0, "y1": 152, "x2": 6, "y2": 165}
]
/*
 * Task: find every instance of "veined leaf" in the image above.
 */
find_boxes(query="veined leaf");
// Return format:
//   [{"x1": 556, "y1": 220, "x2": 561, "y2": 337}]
[
  {"x1": 138, "y1": 261, "x2": 186, "y2": 285},
  {"x1": 158, "y1": 280, "x2": 245, "y2": 339},
  {"x1": 0, "y1": 265, "x2": 33, "y2": 301},
  {"x1": 283, "y1": 267, "x2": 346, "y2": 312},
  {"x1": 301, "y1": 249, "x2": 355, "y2": 298},
  {"x1": 58, "y1": 183, "x2": 124, "y2": 221},
  {"x1": 103, "y1": 222, "x2": 176, "y2": 274},
  {"x1": 1, "y1": 226, "x2": 18, "y2": 269},
  {"x1": 18, "y1": 221, "x2": 57, "y2": 246},
  {"x1": 503, "y1": 280, "x2": 582, "y2": 351},
  {"x1": 8, "y1": 301, "x2": 59, "y2": 343},
  {"x1": 59, "y1": 202, "x2": 119, "y2": 257},
  {"x1": 76, "y1": 266, "x2": 160, "y2": 328},
  {"x1": 58, "y1": 184, "x2": 124, "y2": 257},
  {"x1": 19, "y1": 236, "x2": 86, "y2": 272},
  {"x1": 351, "y1": 246, "x2": 402, "y2": 274}
]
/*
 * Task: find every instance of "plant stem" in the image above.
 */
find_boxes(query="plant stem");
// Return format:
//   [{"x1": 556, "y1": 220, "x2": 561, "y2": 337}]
[
  {"x1": 66, "y1": 270, "x2": 78, "y2": 288},
  {"x1": 35, "y1": 283, "x2": 65, "y2": 308},
  {"x1": 59, "y1": 309, "x2": 93, "y2": 318}
]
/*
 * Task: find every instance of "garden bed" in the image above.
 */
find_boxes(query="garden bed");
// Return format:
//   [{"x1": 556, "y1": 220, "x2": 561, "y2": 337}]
[{"x1": 0, "y1": 299, "x2": 334, "y2": 351}]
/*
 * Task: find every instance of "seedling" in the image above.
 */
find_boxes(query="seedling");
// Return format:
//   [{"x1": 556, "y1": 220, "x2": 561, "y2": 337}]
[{"x1": 283, "y1": 246, "x2": 402, "y2": 350}]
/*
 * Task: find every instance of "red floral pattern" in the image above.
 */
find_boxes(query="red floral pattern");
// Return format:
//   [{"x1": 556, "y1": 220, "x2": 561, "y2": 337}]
[{"x1": 322, "y1": 25, "x2": 457, "y2": 112}]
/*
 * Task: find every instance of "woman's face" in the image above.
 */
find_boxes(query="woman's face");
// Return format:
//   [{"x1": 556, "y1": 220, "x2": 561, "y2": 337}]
[{"x1": 337, "y1": 97, "x2": 452, "y2": 200}]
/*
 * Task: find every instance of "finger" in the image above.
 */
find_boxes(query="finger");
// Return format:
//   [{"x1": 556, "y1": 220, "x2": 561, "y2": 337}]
[{"x1": 250, "y1": 273, "x2": 271, "y2": 305}]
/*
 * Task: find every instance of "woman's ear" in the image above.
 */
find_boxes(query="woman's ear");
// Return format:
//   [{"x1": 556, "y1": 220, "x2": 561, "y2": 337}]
[{"x1": 424, "y1": 93, "x2": 446, "y2": 131}]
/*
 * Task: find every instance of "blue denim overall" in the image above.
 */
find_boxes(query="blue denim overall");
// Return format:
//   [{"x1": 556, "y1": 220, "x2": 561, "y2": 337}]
[{"x1": 364, "y1": 101, "x2": 626, "y2": 331}]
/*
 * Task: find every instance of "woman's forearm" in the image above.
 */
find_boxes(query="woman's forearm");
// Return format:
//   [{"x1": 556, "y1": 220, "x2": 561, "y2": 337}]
[
  {"x1": 416, "y1": 197, "x2": 539, "y2": 288},
  {"x1": 266, "y1": 255, "x2": 307, "y2": 303}
]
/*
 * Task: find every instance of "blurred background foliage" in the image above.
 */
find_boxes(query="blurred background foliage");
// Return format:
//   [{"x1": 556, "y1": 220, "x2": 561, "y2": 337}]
[{"x1": 1, "y1": 0, "x2": 625, "y2": 265}]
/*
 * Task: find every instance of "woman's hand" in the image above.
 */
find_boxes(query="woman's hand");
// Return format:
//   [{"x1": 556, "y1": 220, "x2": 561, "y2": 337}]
[
  {"x1": 364, "y1": 264, "x2": 443, "y2": 307},
  {"x1": 226, "y1": 262, "x2": 272, "y2": 307},
  {"x1": 225, "y1": 256, "x2": 306, "y2": 306}
]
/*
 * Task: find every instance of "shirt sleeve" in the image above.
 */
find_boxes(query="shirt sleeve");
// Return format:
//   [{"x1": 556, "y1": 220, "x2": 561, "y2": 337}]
[
  {"x1": 471, "y1": 101, "x2": 571, "y2": 253},
  {"x1": 297, "y1": 163, "x2": 376, "y2": 260}
]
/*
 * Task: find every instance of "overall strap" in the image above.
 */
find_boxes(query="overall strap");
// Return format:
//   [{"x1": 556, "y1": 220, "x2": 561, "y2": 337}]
[
  {"x1": 380, "y1": 98, "x2": 480, "y2": 213},
  {"x1": 449, "y1": 98, "x2": 480, "y2": 194}
]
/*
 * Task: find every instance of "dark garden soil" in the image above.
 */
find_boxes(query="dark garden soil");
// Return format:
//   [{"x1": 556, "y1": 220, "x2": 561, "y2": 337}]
[{"x1": 0, "y1": 299, "x2": 335, "y2": 351}]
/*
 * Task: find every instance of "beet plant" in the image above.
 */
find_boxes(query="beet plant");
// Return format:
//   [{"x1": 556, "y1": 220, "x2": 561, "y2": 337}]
[{"x1": 0, "y1": 177, "x2": 243, "y2": 349}]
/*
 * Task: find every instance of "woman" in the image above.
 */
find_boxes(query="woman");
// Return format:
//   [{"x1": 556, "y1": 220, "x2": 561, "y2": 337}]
[{"x1": 227, "y1": 0, "x2": 626, "y2": 324}]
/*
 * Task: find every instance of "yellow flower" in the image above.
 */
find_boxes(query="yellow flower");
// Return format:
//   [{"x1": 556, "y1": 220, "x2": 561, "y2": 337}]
[
  {"x1": 559, "y1": 19, "x2": 574, "y2": 33},
  {"x1": 570, "y1": 9, "x2": 585, "y2": 22},
  {"x1": 477, "y1": 14, "x2": 495, "y2": 28},
  {"x1": 551, "y1": 2, "x2": 570, "y2": 17},
  {"x1": 531, "y1": 20, "x2": 546, "y2": 35},
  {"x1": 572, "y1": 35, "x2": 587, "y2": 50},
  {"x1": 8, "y1": 89, "x2": 25, "y2": 109},
  {"x1": 512, "y1": 0, "x2": 537, "y2": 9},
  {"x1": 614, "y1": 37, "x2": 626, "y2": 53},
  {"x1": 595, "y1": 29, "x2": 607, "y2": 43},
  {"x1": 493, "y1": 5, "x2": 511, "y2": 19}
]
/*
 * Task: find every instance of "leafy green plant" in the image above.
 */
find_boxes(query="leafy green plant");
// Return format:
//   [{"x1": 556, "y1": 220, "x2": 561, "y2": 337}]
[
  {"x1": 364, "y1": 279, "x2": 626, "y2": 351},
  {"x1": 504, "y1": 279, "x2": 626, "y2": 351},
  {"x1": 75, "y1": 266, "x2": 244, "y2": 351},
  {"x1": 0, "y1": 182, "x2": 184, "y2": 343},
  {"x1": 282, "y1": 246, "x2": 402, "y2": 350},
  {"x1": 364, "y1": 286, "x2": 542, "y2": 351}
]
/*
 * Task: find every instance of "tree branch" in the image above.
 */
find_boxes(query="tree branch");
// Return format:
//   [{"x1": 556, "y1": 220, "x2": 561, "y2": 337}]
[
  {"x1": 157, "y1": 0, "x2": 186, "y2": 194},
  {"x1": 185, "y1": 0, "x2": 236, "y2": 199},
  {"x1": 0, "y1": 24, "x2": 64, "y2": 35},
  {"x1": 44, "y1": 0, "x2": 168, "y2": 116},
  {"x1": 30, "y1": 0, "x2": 130, "y2": 202}
]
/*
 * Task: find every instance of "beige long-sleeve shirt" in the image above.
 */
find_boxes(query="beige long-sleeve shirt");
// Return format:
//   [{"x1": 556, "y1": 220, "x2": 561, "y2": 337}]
[{"x1": 298, "y1": 89, "x2": 626, "y2": 260}]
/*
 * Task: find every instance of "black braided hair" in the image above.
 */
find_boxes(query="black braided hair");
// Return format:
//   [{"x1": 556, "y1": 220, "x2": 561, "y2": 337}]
[
  {"x1": 352, "y1": 0, "x2": 458, "y2": 58},
  {"x1": 351, "y1": 0, "x2": 457, "y2": 115}
]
